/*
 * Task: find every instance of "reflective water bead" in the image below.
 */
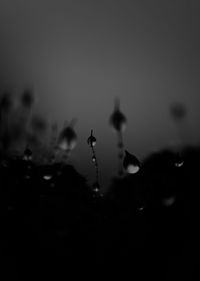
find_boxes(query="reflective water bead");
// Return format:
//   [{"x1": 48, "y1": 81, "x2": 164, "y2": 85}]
[
  {"x1": 87, "y1": 130, "x2": 96, "y2": 147},
  {"x1": 174, "y1": 153, "x2": 184, "y2": 168},
  {"x1": 58, "y1": 125, "x2": 77, "y2": 152},
  {"x1": 43, "y1": 175, "x2": 52, "y2": 180},
  {"x1": 93, "y1": 182, "x2": 100, "y2": 192},
  {"x1": 123, "y1": 150, "x2": 141, "y2": 174}
]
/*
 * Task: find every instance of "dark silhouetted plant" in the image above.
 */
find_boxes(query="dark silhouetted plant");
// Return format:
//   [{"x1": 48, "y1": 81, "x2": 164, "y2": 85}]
[{"x1": 87, "y1": 129, "x2": 100, "y2": 193}]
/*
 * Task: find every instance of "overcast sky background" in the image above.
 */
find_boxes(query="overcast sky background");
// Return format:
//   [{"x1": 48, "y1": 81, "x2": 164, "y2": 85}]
[{"x1": 0, "y1": 0, "x2": 200, "y2": 190}]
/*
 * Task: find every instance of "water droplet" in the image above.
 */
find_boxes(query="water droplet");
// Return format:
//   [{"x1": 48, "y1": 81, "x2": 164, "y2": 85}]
[
  {"x1": 123, "y1": 150, "x2": 141, "y2": 174},
  {"x1": 43, "y1": 175, "x2": 52, "y2": 181},
  {"x1": 58, "y1": 125, "x2": 77, "y2": 152},
  {"x1": 175, "y1": 161, "x2": 184, "y2": 168},
  {"x1": 127, "y1": 165, "x2": 140, "y2": 174},
  {"x1": 87, "y1": 130, "x2": 97, "y2": 147},
  {"x1": 92, "y1": 156, "x2": 96, "y2": 162},
  {"x1": 93, "y1": 187, "x2": 99, "y2": 193},
  {"x1": 93, "y1": 182, "x2": 100, "y2": 193},
  {"x1": 92, "y1": 187, "x2": 103, "y2": 198},
  {"x1": 174, "y1": 153, "x2": 184, "y2": 168},
  {"x1": 42, "y1": 165, "x2": 54, "y2": 181}
]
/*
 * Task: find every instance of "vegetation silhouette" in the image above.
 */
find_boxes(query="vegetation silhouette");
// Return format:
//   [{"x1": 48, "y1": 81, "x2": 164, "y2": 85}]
[
  {"x1": 0, "y1": 91, "x2": 198, "y2": 279},
  {"x1": 87, "y1": 129, "x2": 100, "y2": 194}
]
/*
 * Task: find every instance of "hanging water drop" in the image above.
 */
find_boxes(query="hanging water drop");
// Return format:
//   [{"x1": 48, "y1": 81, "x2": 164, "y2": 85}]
[
  {"x1": 92, "y1": 155, "x2": 96, "y2": 162},
  {"x1": 92, "y1": 182, "x2": 101, "y2": 195},
  {"x1": 175, "y1": 161, "x2": 184, "y2": 168},
  {"x1": 57, "y1": 123, "x2": 77, "y2": 152},
  {"x1": 174, "y1": 153, "x2": 184, "y2": 168},
  {"x1": 87, "y1": 130, "x2": 96, "y2": 147},
  {"x1": 42, "y1": 165, "x2": 54, "y2": 181},
  {"x1": 123, "y1": 150, "x2": 141, "y2": 174},
  {"x1": 138, "y1": 206, "x2": 144, "y2": 211},
  {"x1": 93, "y1": 186, "x2": 100, "y2": 193},
  {"x1": 43, "y1": 175, "x2": 52, "y2": 181}
]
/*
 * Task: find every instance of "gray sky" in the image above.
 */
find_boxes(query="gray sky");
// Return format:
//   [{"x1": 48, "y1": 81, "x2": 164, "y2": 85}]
[{"x1": 0, "y1": 0, "x2": 200, "y2": 190}]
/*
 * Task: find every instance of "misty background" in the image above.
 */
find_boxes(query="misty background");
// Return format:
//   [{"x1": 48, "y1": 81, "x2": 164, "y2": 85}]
[{"x1": 0, "y1": 0, "x2": 200, "y2": 190}]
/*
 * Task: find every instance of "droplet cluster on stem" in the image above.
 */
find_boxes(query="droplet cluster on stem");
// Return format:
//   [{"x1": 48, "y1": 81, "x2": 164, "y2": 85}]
[{"x1": 87, "y1": 130, "x2": 100, "y2": 194}]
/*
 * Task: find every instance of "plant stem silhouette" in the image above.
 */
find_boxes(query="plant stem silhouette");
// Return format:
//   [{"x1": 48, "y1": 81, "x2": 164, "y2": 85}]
[{"x1": 87, "y1": 129, "x2": 100, "y2": 192}]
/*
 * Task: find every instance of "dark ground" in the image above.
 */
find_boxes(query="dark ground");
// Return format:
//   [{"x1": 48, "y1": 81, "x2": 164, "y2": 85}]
[{"x1": 1, "y1": 146, "x2": 199, "y2": 280}]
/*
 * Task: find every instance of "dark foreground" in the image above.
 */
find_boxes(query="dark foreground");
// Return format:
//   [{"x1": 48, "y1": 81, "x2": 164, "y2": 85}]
[{"x1": 1, "y1": 146, "x2": 199, "y2": 280}]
